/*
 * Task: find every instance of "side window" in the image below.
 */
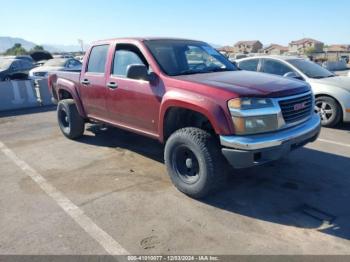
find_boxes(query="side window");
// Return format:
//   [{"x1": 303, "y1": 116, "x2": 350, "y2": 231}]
[
  {"x1": 112, "y1": 47, "x2": 147, "y2": 77},
  {"x1": 262, "y1": 59, "x2": 293, "y2": 76},
  {"x1": 11, "y1": 61, "x2": 20, "y2": 71},
  {"x1": 238, "y1": 59, "x2": 259, "y2": 72},
  {"x1": 87, "y1": 45, "x2": 109, "y2": 73},
  {"x1": 22, "y1": 61, "x2": 32, "y2": 69}
]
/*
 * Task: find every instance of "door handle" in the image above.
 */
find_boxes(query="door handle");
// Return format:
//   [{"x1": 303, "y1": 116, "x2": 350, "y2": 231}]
[
  {"x1": 107, "y1": 82, "x2": 118, "y2": 89},
  {"x1": 81, "y1": 79, "x2": 90, "y2": 86}
]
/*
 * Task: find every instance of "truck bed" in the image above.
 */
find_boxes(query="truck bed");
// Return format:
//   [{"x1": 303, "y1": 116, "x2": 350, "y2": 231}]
[{"x1": 51, "y1": 70, "x2": 81, "y2": 83}]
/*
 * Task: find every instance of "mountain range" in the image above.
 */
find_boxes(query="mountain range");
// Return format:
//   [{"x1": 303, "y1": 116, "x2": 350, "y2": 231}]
[{"x1": 0, "y1": 36, "x2": 83, "y2": 53}]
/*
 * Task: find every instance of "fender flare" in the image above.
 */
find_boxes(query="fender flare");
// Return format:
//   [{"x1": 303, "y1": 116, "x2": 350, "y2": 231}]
[
  {"x1": 158, "y1": 90, "x2": 233, "y2": 142},
  {"x1": 56, "y1": 78, "x2": 87, "y2": 118}
]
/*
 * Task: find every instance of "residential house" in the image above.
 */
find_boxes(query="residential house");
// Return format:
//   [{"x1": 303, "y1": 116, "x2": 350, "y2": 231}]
[
  {"x1": 261, "y1": 44, "x2": 289, "y2": 55},
  {"x1": 324, "y1": 44, "x2": 350, "y2": 62},
  {"x1": 217, "y1": 46, "x2": 235, "y2": 54},
  {"x1": 326, "y1": 44, "x2": 350, "y2": 52},
  {"x1": 288, "y1": 38, "x2": 324, "y2": 54},
  {"x1": 233, "y1": 40, "x2": 263, "y2": 54}
]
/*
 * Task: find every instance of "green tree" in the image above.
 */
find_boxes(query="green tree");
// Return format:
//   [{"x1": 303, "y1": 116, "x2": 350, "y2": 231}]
[
  {"x1": 4, "y1": 43, "x2": 28, "y2": 56},
  {"x1": 304, "y1": 47, "x2": 316, "y2": 55},
  {"x1": 30, "y1": 45, "x2": 44, "y2": 52}
]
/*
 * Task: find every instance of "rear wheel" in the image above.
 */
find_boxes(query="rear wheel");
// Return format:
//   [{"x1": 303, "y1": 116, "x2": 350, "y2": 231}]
[
  {"x1": 315, "y1": 96, "x2": 342, "y2": 127},
  {"x1": 164, "y1": 127, "x2": 227, "y2": 199},
  {"x1": 57, "y1": 99, "x2": 85, "y2": 139},
  {"x1": 4, "y1": 76, "x2": 11, "y2": 81}
]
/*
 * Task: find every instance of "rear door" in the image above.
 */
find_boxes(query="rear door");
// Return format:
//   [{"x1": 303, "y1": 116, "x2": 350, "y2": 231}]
[{"x1": 79, "y1": 44, "x2": 110, "y2": 119}]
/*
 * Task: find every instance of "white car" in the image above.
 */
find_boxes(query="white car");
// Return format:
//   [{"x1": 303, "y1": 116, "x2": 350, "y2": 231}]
[
  {"x1": 29, "y1": 58, "x2": 81, "y2": 80},
  {"x1": 348, "y1": 70, "x2": 350, "y2": 77},
  {"x1": 236, "y1": 56, "x2": 350, "y2": 127}
]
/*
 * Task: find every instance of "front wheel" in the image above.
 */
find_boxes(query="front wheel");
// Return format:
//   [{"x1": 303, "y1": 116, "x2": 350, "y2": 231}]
[
  {"x1": 164, "y1": 127, "x2": 228, "y2": 199},
  {"x1": 57, "y1": 99, "x2": 85, "y2": 139},
  {"x1": 315, "y1": 96, "x2": 342, "y2": 127}
]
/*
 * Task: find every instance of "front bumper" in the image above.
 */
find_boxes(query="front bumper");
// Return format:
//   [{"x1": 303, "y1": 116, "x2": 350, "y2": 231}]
[{"x1": 220, "y1": 113, "x2": 321, "y2": 168}]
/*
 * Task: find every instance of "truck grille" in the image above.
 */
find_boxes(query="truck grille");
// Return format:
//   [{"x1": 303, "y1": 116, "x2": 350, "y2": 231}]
[{"x1": 279, "y1": 93, "x2": 313, "y2": 124}]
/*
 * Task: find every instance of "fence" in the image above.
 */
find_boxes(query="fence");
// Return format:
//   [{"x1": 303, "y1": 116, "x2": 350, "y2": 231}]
[{"x1": 0, "y1": 79, "x2": 53, "y2": 112}]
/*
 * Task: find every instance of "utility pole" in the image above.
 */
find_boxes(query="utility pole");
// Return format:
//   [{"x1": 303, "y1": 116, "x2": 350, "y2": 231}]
[{"x1": 78, "y1": 39, "x2": 84, "y2": 54}]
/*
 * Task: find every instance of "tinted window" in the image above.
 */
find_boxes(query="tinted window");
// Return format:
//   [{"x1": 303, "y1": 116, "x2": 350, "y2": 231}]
[
  {"x1": 21, "y1": 60, "x2": 33, "y2": 69},
  {"x1": 238, "y1": 59, "x2": 259, "y2": 71},
  {"x1": 87, "y1": 45, "x2": 109, "y2": 73},
  {"x1": 112, "y1": 49, "x2": 146, "y2": 77},
  {"x1": 262, "y1": 59, "x2": 292, "y2": 76},
  {"x1": 11, "y1": 61, "x2": 21, "y2": 71}
]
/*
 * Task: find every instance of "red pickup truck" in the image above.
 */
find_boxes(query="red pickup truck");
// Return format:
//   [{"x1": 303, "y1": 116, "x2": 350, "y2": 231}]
[{"x1": 48, "y1": 38, "x2": 321, "y2": 198}]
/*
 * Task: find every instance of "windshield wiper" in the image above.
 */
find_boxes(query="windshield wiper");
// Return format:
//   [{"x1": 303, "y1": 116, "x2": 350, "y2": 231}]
[
  {"x1": 208, "y1": 67, "x2": 233, "y2": 72},
  {"x1": 312, "y1": 75, "x2": 335, "y2": 79},
  {"x1": 175, "y1": 69, "x2": 210, "y2": 76}
]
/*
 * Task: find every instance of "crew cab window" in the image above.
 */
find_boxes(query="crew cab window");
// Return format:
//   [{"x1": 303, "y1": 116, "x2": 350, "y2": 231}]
[
  {"x1": 262, "y1": 59, "x2": 292, "y2": 76},
  {"x1": 112, "y1": 45, "x2": 148, "y2": 77},
  {"x1": 87, "y1": 45, "x2": 109, "y2": 73},
  {"x1": 238, "y1": 59, "x2": 259, "y2": 72}
]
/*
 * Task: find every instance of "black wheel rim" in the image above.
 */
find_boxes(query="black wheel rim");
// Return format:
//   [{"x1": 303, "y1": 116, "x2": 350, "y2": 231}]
[
  {"x1": 58, "y1": 108, "x2": 70, "y2": 129},
  {"x1": 172, "y1": 145, "x2": 200, "y2": 184},
  {"x1": 315, "y1": 100, "x2": 334, "y2": 124}
]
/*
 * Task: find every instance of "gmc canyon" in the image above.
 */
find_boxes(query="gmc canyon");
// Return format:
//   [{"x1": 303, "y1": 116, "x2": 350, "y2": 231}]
[{"x1": 48, "y1": 38, "x2": 321, "y2": 198}]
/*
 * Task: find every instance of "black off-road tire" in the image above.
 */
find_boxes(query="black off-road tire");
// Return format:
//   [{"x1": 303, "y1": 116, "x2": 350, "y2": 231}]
[
  {"x1": 164, "y1": 127, "x2": 228, "y2": 199},
  {"x1": 57, "y1": 99, "x2": 85, "y2": 139},
  {"x1": 315, "y1": 96, "x2": 342, "y2": 127}
]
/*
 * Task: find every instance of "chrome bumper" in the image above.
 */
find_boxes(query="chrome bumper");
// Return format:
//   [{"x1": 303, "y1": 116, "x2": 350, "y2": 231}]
[
  {"x1": 220, "y1": 114, "x2": 321, "y2": 169},
  {"x1": 220, "y1": 113, "x2": 321, "y2": 151}
]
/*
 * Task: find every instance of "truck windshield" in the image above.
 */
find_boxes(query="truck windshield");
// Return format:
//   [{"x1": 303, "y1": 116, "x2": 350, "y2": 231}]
[
  {"x1": 144, "y1": 40, "x2": 237, "y2": 76},
  {"x1": 288, "y1": 59, "x2": 335, "y2": 79}
]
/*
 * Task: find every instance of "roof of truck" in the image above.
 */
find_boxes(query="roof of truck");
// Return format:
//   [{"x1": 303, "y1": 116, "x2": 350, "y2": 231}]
[{"x1": 92, "y1": 37, "x2": 204, "y2": 44}]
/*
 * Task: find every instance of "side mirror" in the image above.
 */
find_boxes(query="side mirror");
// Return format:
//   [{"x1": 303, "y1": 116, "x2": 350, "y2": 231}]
[
  {"x1": 126, "y1": 64, "x2": 149, "y2": 81},
  {"x1": 283, "y1": 71, "x2": 303, "y2": 80}
]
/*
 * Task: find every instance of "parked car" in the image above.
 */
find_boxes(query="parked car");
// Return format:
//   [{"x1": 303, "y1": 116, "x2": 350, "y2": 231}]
[
  {"x1": 29, "y1": 58, "x2": 81, "y2": 80},
  {"x1": 237, "y1": 56, "x2": 350, "y2": 127},
  {"x1": 48, "y1": 38, "x2": 320, "y2": 198},
  {"x1": 0, "y1": 58, "x2": 34, "y2": 81},
  {"x1": 348, "y1": 71, "x2": 350, "y2": 77}
]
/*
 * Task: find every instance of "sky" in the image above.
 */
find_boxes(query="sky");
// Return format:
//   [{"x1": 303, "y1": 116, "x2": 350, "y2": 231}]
[{"x1": 1, "y1": 0, "x2": 349, "y2": 47}]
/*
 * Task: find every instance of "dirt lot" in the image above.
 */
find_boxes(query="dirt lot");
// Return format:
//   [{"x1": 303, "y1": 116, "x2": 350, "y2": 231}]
[{"x1": 0, "y1": 106, "x2": 350, "y2": 255}]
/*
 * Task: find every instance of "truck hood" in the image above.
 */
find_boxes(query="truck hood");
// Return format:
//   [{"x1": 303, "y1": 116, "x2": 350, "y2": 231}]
[
  {"x1": 308, "y1": 76, "x2": 350, "y2": 92},
  {"x1": 174, "y1": 70, "x2": 310, "y2": 97}
]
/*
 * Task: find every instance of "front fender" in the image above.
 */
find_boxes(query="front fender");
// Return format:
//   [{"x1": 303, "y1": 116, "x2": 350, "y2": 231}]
[
  {"x1": 56, "y1": 78, "x2": 87, "y2": 118},
  {"x1": 159, "y1": 90, "x2": 233, "y2": 142}
]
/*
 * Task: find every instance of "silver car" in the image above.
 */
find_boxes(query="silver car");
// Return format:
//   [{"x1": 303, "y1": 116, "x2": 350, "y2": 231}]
[
  {"x1": 236, "y1": 56, "x2": 350, "y2": 127},
  {"x1": 29, "y1": 58, "x2": 81, "y2": 80}
]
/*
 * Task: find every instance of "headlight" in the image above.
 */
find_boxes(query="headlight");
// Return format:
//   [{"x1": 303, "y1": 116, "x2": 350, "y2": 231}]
[
  {"x1": 228, "y1": 97, "x2": 273, "y2": 110},
  {"x1": 231, "y1": 115, "x2": 278, "y2": 135},
  {"x1": 228, "y1": 97, "x2": 280, "y2": 135}
]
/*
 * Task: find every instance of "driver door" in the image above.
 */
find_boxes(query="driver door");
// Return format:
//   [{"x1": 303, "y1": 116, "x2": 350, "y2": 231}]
[{"x1": 105, "y1": 44, "x2": 161, "y2": 136}]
